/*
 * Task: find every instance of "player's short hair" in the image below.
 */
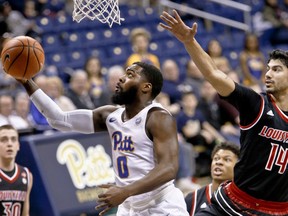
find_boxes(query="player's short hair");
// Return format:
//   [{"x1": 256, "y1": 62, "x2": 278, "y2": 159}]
[
  {"x1": 268, "y1": 49, "x2": 288, "y2": 68},
  {"x1": 0, "y1": 124, "x2": 17, "y2": 132},
  {"x1": 211, "y1": 141, "x2": 240, "y2": 159},
  {"x1": 133, "y1": 62, "x2": 163, "y2": 99}
]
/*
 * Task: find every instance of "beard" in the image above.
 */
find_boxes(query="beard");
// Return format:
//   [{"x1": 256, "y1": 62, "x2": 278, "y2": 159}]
[
  {"x1": 111, "y1": 86, "x2": 138, "y2": 105},
  {"x1": 266, "y1": 88, "x2": 273, "y2": 94}
]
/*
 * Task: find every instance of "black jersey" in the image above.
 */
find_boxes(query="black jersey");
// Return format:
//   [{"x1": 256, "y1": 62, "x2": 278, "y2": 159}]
[
  {"x1": 185, "y1": 183, "x2": 212, "y2": 216},
  {"x1": 0, "y1": 164, "x2": 30, "y2": 216},
  {"x1": 223, "y1": 83, "x2": 288, "y2": 202}
]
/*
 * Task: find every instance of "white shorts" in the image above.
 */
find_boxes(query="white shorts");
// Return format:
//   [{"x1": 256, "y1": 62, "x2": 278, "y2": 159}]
[{"x1": 117, "y1": 184, "x2": 189, "y2": 216}]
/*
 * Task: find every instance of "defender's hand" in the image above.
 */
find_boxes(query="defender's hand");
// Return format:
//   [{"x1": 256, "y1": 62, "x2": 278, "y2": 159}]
[{"x1": 159, "y1": 10, "x2": 198, "y2": 44}]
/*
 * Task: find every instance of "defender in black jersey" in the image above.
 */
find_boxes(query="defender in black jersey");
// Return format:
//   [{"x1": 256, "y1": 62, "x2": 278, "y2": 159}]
[
  {"x1": 0, "y1": 125, "x2": 33, "y2": 216},
  {"x1": 185, "y1": 142, "x2": 240, "y2": 215},
  {"x1": 161, "y1": 10, "x2": 288, "y2": 215}
]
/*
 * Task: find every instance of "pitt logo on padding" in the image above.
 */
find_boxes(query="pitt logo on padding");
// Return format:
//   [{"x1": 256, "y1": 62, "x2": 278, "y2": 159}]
[
  {"x1": 112, "y1": 131, "x2": 135, "y2": 152},
  {"x1": 56, "y1": 139, "x2": 114, "y2": 189}
]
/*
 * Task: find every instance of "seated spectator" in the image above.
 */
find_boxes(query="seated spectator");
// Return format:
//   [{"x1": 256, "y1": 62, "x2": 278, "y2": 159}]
[
  {"x1": 0, "y1": 72, "x2": 21, "y2": 96},
  {"x1": 284, "y1": 0, "x2": 288, "y2": 11},
  {"x1": 65, "y1": 70, "x2": 97, "y2": 109},
  {"x1": 101, "y1": 65, "x2": 126, "y2": 105},
  {"x1": 14, "y1": 91, "x2": 35, "y2": 129},
  {"x1": 125, "y1": 27, "x2": 160, "y2": 69},
  {"x1": 155, "y1": 92, "x2": 180, "y2": 117},
  {"x1": 0, "y1": 13, "x2": 9, "y2": 37},
  {"x1": 181, "y1": 59, "x2": 204, "y2": 99},
  {"x1": 199, "y1": 80, "x2": 240, "y2": 144},
  {"x1": 46, "y1": 76, "x2": 76, "y2": 111},
  {"x1": 23, "y1": 0, "x2": 38, "y2": 19},
  {"x1": 197, "y1": 80, "x2": 221, "y2": 131},
  {"x1": 83, "y1": 56, "x2": 107, "y2": 106},
  {"x1": 175, "y1": 133, "x2": 201, "y2": 197},
  {"x1": 0, "y1": 1, "x2": 41, "y2": 37},
  {"x1": 38, "y1": 0, "x2": 65, "y2": 16},
  {"x1": 206, "y1": 39, "x2": 231, "y2": 73},
  {"x1": 260, "y1": 0, "x2": 288, "y2": 45},
  {"x1": 0, "y1": 36, "x2": 23, "y2": 96},
  {"x1": 161, "y1": 59, "x2": 183, "y2": 104},
  {"x1": 185, "y1": 141, "x2": 240, "y2": 215},
  {"x1": 0, "y1": 94, "x2": 30, "y2": 130},
  {"x1": 155, "y1": 91, "x2": 200, "y2": 195},
  {"x1": 239, "y1": 33, "x2": 266, "y2": 87},
  {"x1": 29, "y1": 75, "x2": 53, "y2": 132},
  {"x1": 177, "y1": 91, "x2": 224, "y2": 177}
]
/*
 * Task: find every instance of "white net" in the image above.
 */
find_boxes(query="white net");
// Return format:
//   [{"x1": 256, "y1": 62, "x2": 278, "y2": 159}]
[{"x1": 72, "y1": 0, "x2": 124, "y2": 28}]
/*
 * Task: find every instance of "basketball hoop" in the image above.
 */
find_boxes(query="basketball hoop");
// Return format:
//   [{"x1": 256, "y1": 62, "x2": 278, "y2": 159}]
[{"x1": 72, "y1": 0, "x2": 124, "y2": 28}]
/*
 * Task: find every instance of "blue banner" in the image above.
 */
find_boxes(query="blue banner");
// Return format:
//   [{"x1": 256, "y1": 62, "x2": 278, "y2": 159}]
[{"x1": 17, "y1": 131, "x2": 115, "y2": 216}]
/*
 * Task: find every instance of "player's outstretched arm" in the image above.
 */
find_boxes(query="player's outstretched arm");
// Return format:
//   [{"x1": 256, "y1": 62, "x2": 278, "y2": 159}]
[
  {"x1": 20, "y1": 79, "x2": 113, "y2": 133},
  {"x1": 160, "y1": 10, "x2": 235, "y2": 96}
]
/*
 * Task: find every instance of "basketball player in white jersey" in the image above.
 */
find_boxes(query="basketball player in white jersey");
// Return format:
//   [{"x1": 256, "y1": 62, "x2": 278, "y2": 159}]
[{"x1": 19, "y1": 62, "x2": 189, "y2": 216}]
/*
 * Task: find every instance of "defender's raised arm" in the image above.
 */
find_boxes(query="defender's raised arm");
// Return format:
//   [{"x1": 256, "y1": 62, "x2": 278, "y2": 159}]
[{"x1": 160, "y1": 10, "x2": 235, "y2": 96}]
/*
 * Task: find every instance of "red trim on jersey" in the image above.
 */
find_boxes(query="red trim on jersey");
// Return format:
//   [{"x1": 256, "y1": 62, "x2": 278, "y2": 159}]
[
  {"x1": 190, "y1": 190, "x2": 197, "y2": 216},
  {"x1": 225, "y1": 182, "x2": 288, "y2": 214},
  {"x1": 269, "y1": 94, "x2": 288, "y2": 123},
  {"x1": 190, "y1": 184, "x2": 212, "y2": 216},
  {"x1": 240, "y1": 95, "x2": 265, "y2": 130},
  {"x1": 0, "y1": 164, "x2": 20, "y2": 183},
  {"x1": 205, "y1": 184, "x2": 212, "y2": 204}
]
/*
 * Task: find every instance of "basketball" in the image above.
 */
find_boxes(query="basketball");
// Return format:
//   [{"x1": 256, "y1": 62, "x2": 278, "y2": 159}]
[{"x1": 1, "y1": 36, "x2": 45, "y2": 79}]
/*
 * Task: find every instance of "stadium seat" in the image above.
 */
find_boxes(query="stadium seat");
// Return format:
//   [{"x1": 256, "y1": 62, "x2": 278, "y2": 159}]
[
  {"x1": 85, "y1": 47, "x2": 109, "y2": 64},
  {"x1": 121, "y1": 7, "x2": 144, "y2": 26},
  {"x1": 83, "y1": 30, "x2": 104, "y2": 47},
  {"x1": 45, "y1": 52, "x2": 67, "y2": 68},
  {"x1": 65, "y1": 50, "x2": 87, "y2": 69},
  {"x1": 36, "y1": 16, "x2": 57, "y2": 33},
  {"x1": 216, "y1": 33, "x2": 235, "y2": 50},
  {"x1": 100, "y1": 28, "x2": 121, "y2": 46},
  {"x1": 63, "y1": 31, "x2": 86, "y2": 49},
  {"x1": 105, "y1": 45, "x2": 129, "y2": 66},
  {"x1": 231, "y1": 31, "x2": 245, "y2": 49},
  {"x1": 153, "y1": 39, "x2": 187, "y2": 59},
  {"x1": 41, "y1": 33, "x2": 63, "y2": 53},
  {"x1": 148, "y1": 24, "x2": 172, "y2": 40},
  {"x1": 35, "y1": 1, "x2": 273, "y2": 76}
]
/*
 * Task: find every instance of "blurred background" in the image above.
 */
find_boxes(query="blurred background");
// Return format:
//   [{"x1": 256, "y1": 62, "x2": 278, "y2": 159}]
[{"x1": 0, "y1": 0, "x2": 288, "y2": 215}]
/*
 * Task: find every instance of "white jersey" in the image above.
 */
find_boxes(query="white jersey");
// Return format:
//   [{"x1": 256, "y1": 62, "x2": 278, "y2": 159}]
[{"x1": 106, "y1": 102, "x2": 173, "y2": 204}]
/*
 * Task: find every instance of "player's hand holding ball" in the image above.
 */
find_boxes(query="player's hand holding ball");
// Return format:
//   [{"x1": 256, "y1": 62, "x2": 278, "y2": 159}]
[{"x1": 1, "y1": 36, "x2": 45, "y2": 80}]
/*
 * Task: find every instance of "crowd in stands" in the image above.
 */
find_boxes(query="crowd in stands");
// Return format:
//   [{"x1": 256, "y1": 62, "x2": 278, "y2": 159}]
[{"x1": 0, "y1": 0, "x2": 288, "y2": 196}]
